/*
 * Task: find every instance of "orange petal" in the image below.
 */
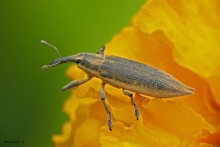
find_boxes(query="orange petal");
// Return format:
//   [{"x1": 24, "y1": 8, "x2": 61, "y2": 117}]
[
  {"x1": 199, "y1": 128, "x2": 220, "y2": 145},
  {"x1": 52, "y1": 122, "x2": 73, "y2": 147},
  {"x1": 141, "y1": 100, "x2": 214, "y2": 139},
  {"x1": 135, "y1": 0, "x2": 220, "y2": 78},
  {"x1": 74, "y1": 119, "x2": 101, "y2": 147}
]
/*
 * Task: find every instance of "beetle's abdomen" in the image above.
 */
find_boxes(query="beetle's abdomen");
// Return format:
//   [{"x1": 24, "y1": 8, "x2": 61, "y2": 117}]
[{"x1": 98, "y1": 56, "x2": 194, "y2": 98}]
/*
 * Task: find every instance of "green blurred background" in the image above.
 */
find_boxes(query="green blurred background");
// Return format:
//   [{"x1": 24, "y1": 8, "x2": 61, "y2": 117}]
[{"x1": 0, "y1": 0, "x2": 144, "y2": 147}]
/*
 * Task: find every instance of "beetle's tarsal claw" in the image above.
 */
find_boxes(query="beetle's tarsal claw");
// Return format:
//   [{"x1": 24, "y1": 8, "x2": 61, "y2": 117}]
[
  {"x1": 108, "y1": 112, "x2": 112, "y2": 131},
  {"x1": 62, "y1": 81, "x2": 78, "y2": 91},
  {"x1": 62, "y1": 78, "x2": 92, "y2": 91},
  {"x1": 134, "y1": 104, "x2": 139, "y2": 120}
]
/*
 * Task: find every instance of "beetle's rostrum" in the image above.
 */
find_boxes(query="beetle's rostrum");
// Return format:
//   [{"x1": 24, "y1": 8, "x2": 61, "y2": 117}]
[{"x1": 42, "y1": 43, "x2": 195, "y2": 130}]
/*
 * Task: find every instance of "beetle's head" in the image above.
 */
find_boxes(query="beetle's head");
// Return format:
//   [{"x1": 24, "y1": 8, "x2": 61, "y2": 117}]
[
  {"x1": 42, "y1": 52, "x2": 104, "y2": 77},
  {"x1": 41, "y1": 40, "x2": 105, "y2": 72},
  {"x1": 41, "y1": 53, "x2": 84, "y2": 70}
]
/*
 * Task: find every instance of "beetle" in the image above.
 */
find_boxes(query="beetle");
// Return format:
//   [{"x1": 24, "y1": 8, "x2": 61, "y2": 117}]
[{"x1": 41, "y1": 41, "x2": 194, "y2": 130}]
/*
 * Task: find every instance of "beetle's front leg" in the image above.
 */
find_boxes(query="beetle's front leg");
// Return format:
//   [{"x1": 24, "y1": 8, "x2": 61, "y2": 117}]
[
  {"x1": 122, "y1": 89, "x2": 139, "y2": 120},
  {"x1": 97, "y1": 46, "x2": 105, "y2": 57},
  {"x1": 62, "y1": 77, "x2": 91, "y2": 91},
  {"x1": 100, "y1": 82, "x2": 112, "y2": 130}
]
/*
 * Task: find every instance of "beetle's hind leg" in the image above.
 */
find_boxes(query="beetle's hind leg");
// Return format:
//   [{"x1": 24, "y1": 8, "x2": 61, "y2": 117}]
[
  {"x1": 62, "y1": 77, "x2": 91, "y2": 91},
  {"x1": 100, "y1": 82, "x2": 112, "y2": 130},
  {"x1": 123, "y1": 89, "x2": 139, "y2": 120}
]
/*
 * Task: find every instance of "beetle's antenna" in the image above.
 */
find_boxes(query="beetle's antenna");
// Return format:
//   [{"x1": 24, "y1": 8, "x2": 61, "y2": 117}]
[{"x1": 41, "y1": 40, "x2": 61, "y2": 57}]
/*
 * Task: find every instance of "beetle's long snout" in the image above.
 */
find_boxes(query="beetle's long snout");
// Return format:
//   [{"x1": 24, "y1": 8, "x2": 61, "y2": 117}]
[{"x1": 41, "y1": 55, "x2": 80, "y2": 70}]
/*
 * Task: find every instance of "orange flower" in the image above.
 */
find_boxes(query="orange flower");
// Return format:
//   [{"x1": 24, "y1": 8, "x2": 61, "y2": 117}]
[{"x1": 53, "y1": 0, "x2": 220, "y2": 146}]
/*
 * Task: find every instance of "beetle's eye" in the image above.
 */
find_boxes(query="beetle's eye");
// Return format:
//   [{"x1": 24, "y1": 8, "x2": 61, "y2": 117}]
[{"x1": 76, "y1": 59, "x2": 81, "y2": 64}]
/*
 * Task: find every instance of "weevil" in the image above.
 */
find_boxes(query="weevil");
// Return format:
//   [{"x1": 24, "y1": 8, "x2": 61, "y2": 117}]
[{"x1": 41, "y1": 40, "x2": 194, "y2": 130}]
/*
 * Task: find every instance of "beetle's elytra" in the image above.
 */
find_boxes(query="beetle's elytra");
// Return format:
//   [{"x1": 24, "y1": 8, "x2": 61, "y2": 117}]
[{"x1": 42, "y1": 42, "x2": 195, "y2": 130}]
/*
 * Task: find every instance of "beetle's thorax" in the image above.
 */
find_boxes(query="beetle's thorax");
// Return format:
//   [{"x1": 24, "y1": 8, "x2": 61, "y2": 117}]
[{"x1": 77, "y1": 53, "x2": 104, "y2": 76}]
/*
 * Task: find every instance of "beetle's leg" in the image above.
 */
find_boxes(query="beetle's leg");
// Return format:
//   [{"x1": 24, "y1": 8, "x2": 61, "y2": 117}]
[
  {"x1": 98, "y1": 46, "x2": 105, "y2": 56},
  {"x1": 122, "y1": 89, "x2": 139, "y2": 120},
  {"x1": 62, "y1": 77, "x2": 91, "y2": 91},
  {"x1": 100, "y1": 82, "x2": 112, "y2": 130}
]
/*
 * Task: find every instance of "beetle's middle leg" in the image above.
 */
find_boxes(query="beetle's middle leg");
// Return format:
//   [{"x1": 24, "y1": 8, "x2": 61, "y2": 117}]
[
  {"x1": 62, "y1": 77, "x2": 91, "y2": 91},
  {"x1": 122, "y1": 89, "x2": 139, "y2": 120},
  {"x1": 99, "y1": 82, "x2": 112, "y2": 131}
]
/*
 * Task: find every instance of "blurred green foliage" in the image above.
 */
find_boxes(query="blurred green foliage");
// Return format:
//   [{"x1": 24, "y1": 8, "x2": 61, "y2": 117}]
[{"x1": 0, "y1": 0, "x2": 144, "y2": 147}]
